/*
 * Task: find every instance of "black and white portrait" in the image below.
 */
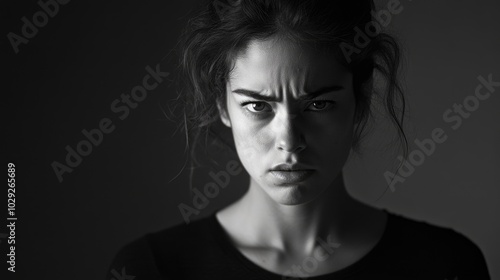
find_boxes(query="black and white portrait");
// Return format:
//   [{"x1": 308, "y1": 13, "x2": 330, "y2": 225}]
[{"x1": 4, "y1": 0, "x2": 498, "y2": 279}]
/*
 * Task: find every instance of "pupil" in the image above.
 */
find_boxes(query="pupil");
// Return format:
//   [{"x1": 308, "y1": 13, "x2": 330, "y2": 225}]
[{"x1": 254, "y1": 103, "x2": 264, "y2": 110}]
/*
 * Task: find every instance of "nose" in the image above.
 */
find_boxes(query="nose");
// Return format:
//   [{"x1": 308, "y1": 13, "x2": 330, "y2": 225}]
[{"x1": 274, "y1": 113, "x2": 307, "y2": 153}]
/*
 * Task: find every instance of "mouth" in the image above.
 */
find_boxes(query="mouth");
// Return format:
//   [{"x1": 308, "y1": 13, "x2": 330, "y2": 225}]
[
  {"x1": 269, "y1": 163, "x2": 315, "y2": 184},
  {"x1": 269, "y1": 169, "x2": 315, "y2": 184},
  {"x1": 270, "y1": 163, "x2": 313, "y2": 171}
]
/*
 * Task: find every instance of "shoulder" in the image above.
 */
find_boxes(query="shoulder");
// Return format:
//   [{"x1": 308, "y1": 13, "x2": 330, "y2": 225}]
[
  {"x1": 107, "y1": 214, "x2": 216, "y2": 280},
  {"x1": 387, "y1": 211, "x2": 482, "y2": 251},
  {"x1": 383, "y1": 211, "x2": 490, "y2": 279}
]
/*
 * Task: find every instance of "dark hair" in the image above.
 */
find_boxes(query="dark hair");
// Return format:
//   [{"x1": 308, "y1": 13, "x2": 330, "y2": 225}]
[{"x1": 175, "y1": 0, "x2": 408, "y2": 186}]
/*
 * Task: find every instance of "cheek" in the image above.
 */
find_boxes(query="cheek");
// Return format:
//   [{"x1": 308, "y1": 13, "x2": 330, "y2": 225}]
[
  {"x1": 324, "y1": 114, "x2": 354, "y2": 145},
  {"x1": 232, "y1": 130, "x2": 273, "y2": 181},
  {"x1": 310, "y1": 124, "x2": 352, "y2": 168},
  {"x1": 227, "y1": 107, "x2": 273, "y2": 172},
  {"x1": 232, "y1": 122, "x2": 272, "y2": 163},
  {"x1": 308, "y1": 103, "x2": 355, "y2": 162}
]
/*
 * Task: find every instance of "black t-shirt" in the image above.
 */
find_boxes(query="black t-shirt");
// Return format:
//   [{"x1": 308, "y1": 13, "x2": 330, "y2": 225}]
[{"x1": 107, "y1": 211, "x2": 490, "y2": 279}]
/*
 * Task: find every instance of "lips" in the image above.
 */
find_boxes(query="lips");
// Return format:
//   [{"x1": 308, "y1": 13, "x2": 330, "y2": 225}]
[
  {"x1": 269, "y1": 163, "x2": 315, "y2": 184},
  {"x1": 269, "y1": 170, "x2": 314, "y2": 184},
  {"x1": 270, "y1": 163, "x2": 313, "y2": 171}
]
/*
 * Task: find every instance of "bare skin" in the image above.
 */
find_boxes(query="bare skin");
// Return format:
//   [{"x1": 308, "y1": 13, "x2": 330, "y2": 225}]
[{"x1": 216, "y1": 37, "x2": 387, "y2": 277}]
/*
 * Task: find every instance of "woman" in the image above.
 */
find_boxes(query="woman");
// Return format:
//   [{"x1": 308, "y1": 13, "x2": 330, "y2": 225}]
[{"x1": 108, "y1": 0, "x2": 490, "y2": 279}]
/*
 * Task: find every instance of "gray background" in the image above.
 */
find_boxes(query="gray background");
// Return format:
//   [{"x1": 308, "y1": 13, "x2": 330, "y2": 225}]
[{"x1": 3, "y1": 0, "x2": 499, "y2": 279}]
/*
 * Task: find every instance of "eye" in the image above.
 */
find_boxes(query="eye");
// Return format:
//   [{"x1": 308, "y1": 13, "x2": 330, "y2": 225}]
[
  {"x1": 307, "y1": 100, "x2": 335, "y2": 111},
  {"x1": 241, "y1": 101, "x2": 272, "y2": 113}
]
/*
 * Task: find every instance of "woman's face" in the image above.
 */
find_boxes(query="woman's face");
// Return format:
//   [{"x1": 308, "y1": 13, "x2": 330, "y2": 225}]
[{"x1": 219, "y1": 38, "x2": 356, "y2": 205}]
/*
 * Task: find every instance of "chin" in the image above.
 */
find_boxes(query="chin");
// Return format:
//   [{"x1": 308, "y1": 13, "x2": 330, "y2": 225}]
[{"x1": 265, "y1": 183, "x2": 324, "y2": 206}]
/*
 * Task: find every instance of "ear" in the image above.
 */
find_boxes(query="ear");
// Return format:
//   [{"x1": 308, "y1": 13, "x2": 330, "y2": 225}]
[{"x1": 217, "y1": 97, "x2": 231, "y2": 128}]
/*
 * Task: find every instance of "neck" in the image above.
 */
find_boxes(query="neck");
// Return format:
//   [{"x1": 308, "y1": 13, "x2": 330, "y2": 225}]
[{"x1": 226, "y1": 172, "x2": 368, "y2": 254}]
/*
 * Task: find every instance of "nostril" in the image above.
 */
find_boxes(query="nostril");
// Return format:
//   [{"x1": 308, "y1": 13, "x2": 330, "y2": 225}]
[{"x1": 276, "y1": 135, "x2": 307, "y2": 153}]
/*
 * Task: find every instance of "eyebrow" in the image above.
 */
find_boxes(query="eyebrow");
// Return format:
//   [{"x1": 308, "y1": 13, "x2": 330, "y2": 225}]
[{"x1": 232, "y1": 86, "x2": 344, "y2": 102}]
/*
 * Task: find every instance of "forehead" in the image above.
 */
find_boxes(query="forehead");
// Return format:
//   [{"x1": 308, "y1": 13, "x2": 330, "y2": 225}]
[{"x1": 229, "y1": 38, "x2": 350, "y2": 91}]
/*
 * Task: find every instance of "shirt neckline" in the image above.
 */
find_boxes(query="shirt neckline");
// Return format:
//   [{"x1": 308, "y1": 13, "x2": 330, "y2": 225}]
[{"x1": 208, "y1": 209, "x2": 394, "y2": 279}]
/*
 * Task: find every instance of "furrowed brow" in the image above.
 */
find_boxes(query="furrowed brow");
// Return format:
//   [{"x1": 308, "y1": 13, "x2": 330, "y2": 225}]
[
  {"x1": 297, "y1": 86, "x2": 344, "y2": 101},
  {"x1": 232, "y1": 85, "x2": 344, "y2": 102},
  {"x1": 232, "y1": 89, "x2": 278, "y2": 102}
]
